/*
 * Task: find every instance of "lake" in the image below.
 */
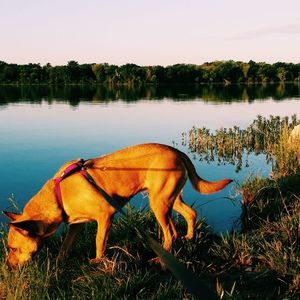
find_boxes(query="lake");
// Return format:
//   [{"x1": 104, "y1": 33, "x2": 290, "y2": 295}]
[{"x1": 0, "y1": 84, "x2": 299, "y2": 232}]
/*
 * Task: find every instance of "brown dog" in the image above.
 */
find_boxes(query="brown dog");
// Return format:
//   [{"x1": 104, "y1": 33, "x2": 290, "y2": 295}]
[{"x1": 3, "y1": 143, "x2": 232, "y2": 268}]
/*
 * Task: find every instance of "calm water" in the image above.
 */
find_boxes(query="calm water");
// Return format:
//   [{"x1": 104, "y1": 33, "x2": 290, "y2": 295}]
[{"x1": 0, "y1": 84, "x2": 299, "y2": 232}]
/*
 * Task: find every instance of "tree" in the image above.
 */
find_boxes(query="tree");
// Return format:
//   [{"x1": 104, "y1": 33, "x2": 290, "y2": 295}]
[
  {"x1": 66, "y1": 60, "x2": 80, "y2": 83},
  {"x1": 0, "y1": 60, "x2": 299, "y2": 84},
  {"x1": 214, "y1": 61, "x2": 244, "y2": 83}
]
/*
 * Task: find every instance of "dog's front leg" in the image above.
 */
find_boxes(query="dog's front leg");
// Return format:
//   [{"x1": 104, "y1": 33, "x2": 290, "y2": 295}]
[
  {"x1": 89, "y1": 214, "x2": 114, "y2": 264},
  {"x1": 59, "y1": 223, "x2": 84, "y2": 260}
]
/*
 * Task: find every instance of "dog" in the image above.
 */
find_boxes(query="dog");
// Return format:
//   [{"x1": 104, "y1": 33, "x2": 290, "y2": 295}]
[{"x1": 3, "y1": 143, "x2": 232, "y2": 269}]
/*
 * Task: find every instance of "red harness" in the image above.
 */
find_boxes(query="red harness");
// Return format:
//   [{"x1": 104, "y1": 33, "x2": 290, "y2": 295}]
[
  {"x1": 54, "y1": 159, "x2": 125, "y2": 220},
  {"x1": 54, "y1": 159, "x2": 86, "y2": 211}
]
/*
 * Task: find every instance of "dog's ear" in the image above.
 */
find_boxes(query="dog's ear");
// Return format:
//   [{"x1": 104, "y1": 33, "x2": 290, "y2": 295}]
[
  {"x1": 10, "y1": 220, "x2": 56, "y2": 238},
  {"x1": 10, "y1": 220, "x2": 45, "y2": 237},
  {"x1": 2, "y1": 211, "x2": 21, "y2": 221}
]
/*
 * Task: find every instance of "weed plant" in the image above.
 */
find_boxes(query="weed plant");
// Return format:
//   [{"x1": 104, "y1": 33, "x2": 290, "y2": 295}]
[{"x1": 183, "y1": 114, "x2": 299, "y2": 174}]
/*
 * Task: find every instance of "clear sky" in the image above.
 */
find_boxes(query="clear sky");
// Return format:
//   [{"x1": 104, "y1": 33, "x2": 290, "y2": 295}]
[{"x1": 1, "y1": 0, "x2": 299, "y2": 66}]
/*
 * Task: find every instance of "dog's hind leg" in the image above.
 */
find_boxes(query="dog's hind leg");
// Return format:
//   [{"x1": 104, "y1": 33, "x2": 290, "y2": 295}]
[
  {"x1": 148, "y1": 192, "x2": 175, "y2": 253},
  {"x1": 168, "y1": 216, "x2": 178, "y2": 241},
  {"x1": 173, "y1": 195, "x2": 197, "y2": 240},
  {"x1": 59, "y1": 223, "x2": 84, "y2": 260}
]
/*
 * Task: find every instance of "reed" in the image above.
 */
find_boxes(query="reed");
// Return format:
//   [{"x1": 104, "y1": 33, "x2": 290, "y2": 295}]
[{"x1": 183, "y1": 114, "x2": 299, "y2": 175}]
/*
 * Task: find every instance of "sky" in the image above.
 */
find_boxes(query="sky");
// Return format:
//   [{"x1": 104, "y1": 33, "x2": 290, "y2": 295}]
[{"x1": 0, "y1": 0, "x2": 300, "y2": 66}]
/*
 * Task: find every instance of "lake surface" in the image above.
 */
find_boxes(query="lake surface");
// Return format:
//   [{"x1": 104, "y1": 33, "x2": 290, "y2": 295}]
[{"x1": 0, "y1": 84, "x2": 299, "y2": 232}]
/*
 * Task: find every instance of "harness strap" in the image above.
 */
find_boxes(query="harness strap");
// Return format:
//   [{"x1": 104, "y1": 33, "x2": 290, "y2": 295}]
[
  {"x1": 80, "y1": 169, "x2": 126, "y2": 216},
  {"x1": 54, "y1": 159, "x2": 126, "y2": 220},
  {"x1": 54, "y1": 159, "x2": 85, "y2": 213}
]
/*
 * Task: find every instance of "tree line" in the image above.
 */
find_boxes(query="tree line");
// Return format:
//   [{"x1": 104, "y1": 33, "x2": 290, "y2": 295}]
[{"x1": 0, "y1": 60, "x2": 299, "y2": 85}]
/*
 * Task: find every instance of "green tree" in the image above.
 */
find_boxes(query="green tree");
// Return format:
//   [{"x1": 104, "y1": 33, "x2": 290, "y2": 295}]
[
  {"x1": 247, "y1": 60, "x2": 259, "y2": 83},
  {"x1": 66, "y1": 60, "x2": 80, "y2": 83},
  {"x1": 214, "y1": 60, "x2": 244, "y2": 83}
]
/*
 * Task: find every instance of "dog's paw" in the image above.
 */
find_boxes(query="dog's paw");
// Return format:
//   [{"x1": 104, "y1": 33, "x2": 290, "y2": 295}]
[
  {"x1": 89, "y1": 257, "x2": 117, "y2": 273},
  {"x1": 181, "y1": 233, "x2": 193, "y2": 240},
  {"x1": 89, "y1": 257, "x2": 102, "y2": 264}
]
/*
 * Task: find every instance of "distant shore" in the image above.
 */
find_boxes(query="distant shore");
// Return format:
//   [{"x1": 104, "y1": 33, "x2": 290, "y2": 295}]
[{"x1": 0, "y1": 60, "x2": 299, "y2": 85}]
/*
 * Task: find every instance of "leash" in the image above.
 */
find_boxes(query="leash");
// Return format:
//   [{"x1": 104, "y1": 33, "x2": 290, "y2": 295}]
[{"x1": 54, "y1": 159, "x2": 126, "y2": 220}]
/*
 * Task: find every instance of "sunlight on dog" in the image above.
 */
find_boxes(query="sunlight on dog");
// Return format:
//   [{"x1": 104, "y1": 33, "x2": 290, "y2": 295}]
[{"x1": 3, "y1": 143, "x2": 232, "y2": 269}]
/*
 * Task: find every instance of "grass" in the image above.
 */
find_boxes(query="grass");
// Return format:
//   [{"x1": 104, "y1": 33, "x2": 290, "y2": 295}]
[
  {"x1": 1, "y1": 116, "x2": 299, "y2": 299},
  {"x1": 183, "y1": 114, "x2": 299, "y2": 174},
  {"x1": 0, "y1": 210, "x2": 203, "y2": 299},
  {"x1": 1, "y1": 187, "x2": 299, "y2": 299},
  {"x1": 217, "y1": 173, "x2": 300, "y2": 299}
]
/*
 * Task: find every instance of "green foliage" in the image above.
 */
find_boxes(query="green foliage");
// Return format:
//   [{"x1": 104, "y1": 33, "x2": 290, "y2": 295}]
[
  {"x1": 0, "y1": 60, "x2": 299, "y2": 85},
  {"x1": 241, "y1": 174, "x2": 300, "y2": 228},
  {"x1": 183, "y1": 114, "x2": 299, "y2": 174},
  {"x1": 231, "y1": 173, "x2": 300, "y2": 299}
]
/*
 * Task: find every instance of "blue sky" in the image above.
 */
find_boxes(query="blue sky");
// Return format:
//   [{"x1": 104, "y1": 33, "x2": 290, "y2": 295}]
[{"x1": 1, "y1": 0, "x2": 299, "y2": 66}]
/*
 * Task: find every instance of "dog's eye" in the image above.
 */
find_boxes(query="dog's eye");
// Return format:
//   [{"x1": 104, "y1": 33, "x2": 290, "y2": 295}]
[{"x1": 10, "y1": 247, "x2": 17, "y2": 252}]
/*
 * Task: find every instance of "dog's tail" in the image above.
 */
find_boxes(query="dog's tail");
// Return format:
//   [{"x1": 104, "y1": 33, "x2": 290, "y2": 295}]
[{"x1": 179, "y1": 150, "x2": 232, "y2": 194}]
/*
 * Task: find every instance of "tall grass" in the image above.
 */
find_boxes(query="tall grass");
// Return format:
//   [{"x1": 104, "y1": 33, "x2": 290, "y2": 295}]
[
  {"x1": 1, "y1": 210, "x2": 204, "y2": 299},
  {"x1": 1, "y1": 191, "x2": 299, "y2": 299},
  {"x1": 183, "y1": 114, "x2": 299, "y2": 174}
]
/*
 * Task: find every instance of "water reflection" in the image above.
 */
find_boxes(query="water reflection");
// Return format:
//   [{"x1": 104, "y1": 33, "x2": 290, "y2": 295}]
[{"x1": 0, "y1": 83, "x2": 299, "y2": 106}]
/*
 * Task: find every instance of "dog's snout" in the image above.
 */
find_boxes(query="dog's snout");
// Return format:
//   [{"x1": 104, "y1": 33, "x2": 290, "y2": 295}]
[
  {"x1": 6, "y1": 255, "x2": 20, "y2": 270},
  {"x1": 6, "y1": 259, "x2": 16, "y2": 270}
]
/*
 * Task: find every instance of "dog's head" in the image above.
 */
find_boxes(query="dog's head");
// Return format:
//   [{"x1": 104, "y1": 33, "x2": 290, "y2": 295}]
[{"x1": 3, "y1": 211, "x2": 50, "y2": 269}]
